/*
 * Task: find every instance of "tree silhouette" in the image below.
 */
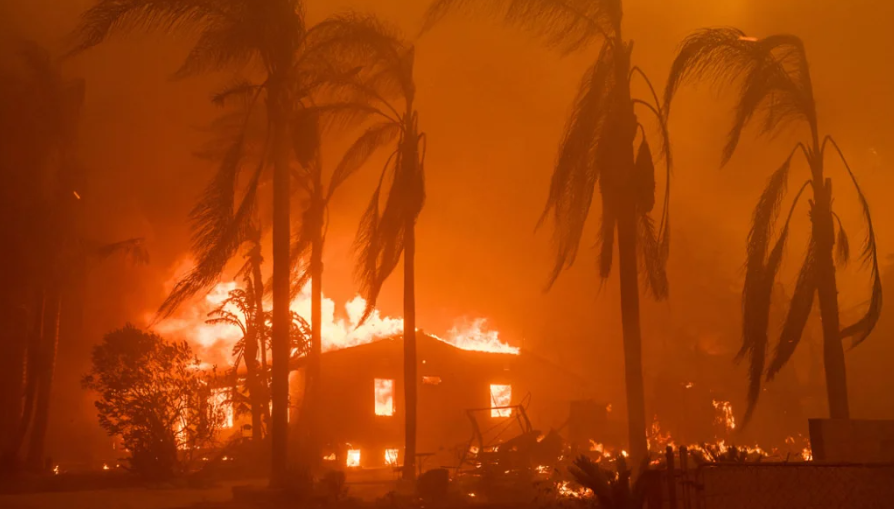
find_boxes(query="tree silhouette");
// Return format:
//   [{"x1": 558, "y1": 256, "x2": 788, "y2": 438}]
[
  {"x1": 664, "y1": 28, "x2": 882, "y2": 423},
  {"x1": 423, "y1": 0, "x2": 671, "y2": 463},
  {"x1": 0, "y1": 40, "x2": 148, "y2": 474},
  {"x1": 302, "y1": 14, "x2": 426, "y2": 479},
  {"x1": 68, "y1": 0, "x2": 334, "y2": 483}
]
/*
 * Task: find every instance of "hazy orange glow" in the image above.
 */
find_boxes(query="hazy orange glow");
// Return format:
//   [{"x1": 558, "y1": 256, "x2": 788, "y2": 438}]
[
  {"x1": 374, "y1": 379, "x2": 395, "y2": 416},
  {"x1": 211, "y1": 388, "x2": 233, "y2": 429},
  {"x1": 490, "y1": 384, "x2": 512, "y2": 417}
]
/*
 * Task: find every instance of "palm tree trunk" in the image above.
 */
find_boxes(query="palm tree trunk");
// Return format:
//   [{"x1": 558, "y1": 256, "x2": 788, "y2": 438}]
[
  {"x1": 616, "y1": 204, "x2": 648, "y2": 465},
  {"x1": 307, "y1": 204, "x2": 323, "y2": 470},
  {"x1": 0, "y1": 303, "x2": 29, "y2": 474},
  {"x1": 269, "y1": 79, "x2": 292, "y2": 488},
  {"x1": 812, "y1": 178, "x2": 849, "y2": 418},
  {"x1": 402, "y1": 220, "x2": 418, "y2": 481},
  {"x1": 250, "y1": 256, "x2": 270, "y2": 434},
  {"x1": 26, "y1": 287, "x2": 61, "y2": 472},
  {"x1": 5, "y1": 290, "x2": 46, "y2": 469}
]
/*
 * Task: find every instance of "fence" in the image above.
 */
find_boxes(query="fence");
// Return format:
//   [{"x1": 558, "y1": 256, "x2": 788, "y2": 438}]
[{"x1": 649, "y1": 446, "x2": 894, "y2": 509}]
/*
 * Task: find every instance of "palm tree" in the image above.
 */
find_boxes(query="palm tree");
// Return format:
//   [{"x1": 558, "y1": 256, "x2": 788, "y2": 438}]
[
  {"x1": 0, "y1": 39, "x2": 149, "y2": 473},
  {"x1": 68, "y1": 0, "x2": 319, "y2": 483},
  {"x1": 423, "y1": 0, "x2": 671, "y2": 463},
  {"x1": 301, "y1": 14, "x2": 426, "y2": 480},
  {"x1": 663, "y1": 28, "x2": 882, "y2": 423},
  {"x1": 205, "y1": 232, "x2": 270, "y2": 442}
]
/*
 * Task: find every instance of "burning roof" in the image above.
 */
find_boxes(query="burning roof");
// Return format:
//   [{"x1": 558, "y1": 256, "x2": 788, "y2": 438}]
[{"x1": 151, "y1": 279, "x2": 518, "y2": 367}]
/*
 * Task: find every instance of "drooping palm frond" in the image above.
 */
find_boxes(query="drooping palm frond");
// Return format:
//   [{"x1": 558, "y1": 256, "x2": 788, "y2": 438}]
[
  {"x1": 823, "y1": 136, "x2": 883, "y2": 347},
  {"x1": 539, "y1": 41, "x2": 615, "y2": 287},
  {"x1": 328, "y1": 121, "x2": 401, "y2": 199},
  {"x1": 638, "y1": 213, "x2": 668, "y2": 300},
  {"x1": 157, "y1": 136, "x2": 262, "y2": 319},
  {"x1": 832, "y1": 211, "x2": 850, "y2": 267},
  {"x1": 664, "y1": 29, "x2": 815, "y2": 165},
  {"x1": 739, "y1": 179, "x2": 812, "y2": 425},
  {"x1": 422, "y1": 0, "x2": 621, "y2": 54},
  {"x1": 766, "y1": 239, "x2": 816, "y2": 381}
]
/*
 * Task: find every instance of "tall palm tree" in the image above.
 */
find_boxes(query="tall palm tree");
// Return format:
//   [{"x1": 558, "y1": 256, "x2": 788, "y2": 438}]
[
  {"x1": 0, "y1": 39, "x2": 149, "y2": 473},
  {"x1": 68, "y1": 0, "x2": 320, "y2": 483},
  {"x1": 302, "y1": 14, "x2": 425, "y2": 480},
  {"x1": 663, "y1": 28, "x2": 882, "y2": 423},
  {"x1": 423, "y1": 0, "x2": 671, "y2": 463}
]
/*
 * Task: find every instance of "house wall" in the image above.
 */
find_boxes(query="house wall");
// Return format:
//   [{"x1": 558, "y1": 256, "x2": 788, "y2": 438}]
[{"x1": 289, "y1": 336, "x2": 594, "y2": 471}]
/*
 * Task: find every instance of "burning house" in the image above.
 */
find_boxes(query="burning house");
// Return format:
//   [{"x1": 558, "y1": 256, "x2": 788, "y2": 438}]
[
  {"x1": 159, "y1": 281, "x2": 607, "y2": 471},
  {"x1": 285, "y1": 332, "x2": 598, "y2": 470}
]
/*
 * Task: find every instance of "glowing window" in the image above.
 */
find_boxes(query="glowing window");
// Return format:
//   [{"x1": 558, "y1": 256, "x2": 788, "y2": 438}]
[
  {"x1": 385, "y1": 448, "x2": 399, "y2": 466},
  {"x1": 346, "y1": 449, "x2": 361, "y2": 468},
  {"x1": 490, "y1": 384, "x2": 512, "y2": 417},
  {"x1": 422, "y1": 376, "x2": 442, "y2": 386},
  {"x1": 211, "y1": 389, "x2": 234, "y2": 429},
  {"x1": 375, "y1": 379, "x2": 395, "y2": 416}
]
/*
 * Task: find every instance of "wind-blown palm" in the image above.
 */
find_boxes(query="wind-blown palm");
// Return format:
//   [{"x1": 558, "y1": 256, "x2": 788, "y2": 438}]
[
  {"x1": 301, "y1": 14, "x2": 425, "y2": 479},
  {"x1": 664, "y1": 28, "x2": 882, "y2": 423},
  {"x1": 423, "y1": 0, "x2": 671, "y2": 463},
  {"x1": 69, "y1": 0, "x2": 318, "y2": 483}
]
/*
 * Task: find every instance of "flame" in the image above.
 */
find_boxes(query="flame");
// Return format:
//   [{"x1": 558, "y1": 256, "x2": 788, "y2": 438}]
[
  {"x1": 712, "y1": 400, "x2": 736, "y2": 432},
  {"x1": 374, "y1": 379, "x2": 395, "y2": 416},
  {"x1": 431, "y1": 318, "x2": 519, "y2": 354},
  {"x1": 346, "y1": 449, "x2": 361, "y2": 468},
  {"x1": 53, "y1": 465, "x2": 60, "y2": 475},
  {"x1": 102, "y1": 463, "x2": 110, "y2": 471},
  {"x1": 385, "y1": 449, "x2": 399, "y2": 466},
  {"x1": 557, "y1": 481, "x2": 589, "y2": 499},
  {"x1": 153, "y1": 271, "x2": 518, "y2": 367},
  {"x1": 489, "y1": 384, "x2": 512, "y2": 417}
]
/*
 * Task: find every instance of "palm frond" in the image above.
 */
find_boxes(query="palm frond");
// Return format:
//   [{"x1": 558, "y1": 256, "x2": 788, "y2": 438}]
[
  {"x1": 173, "y1": 15, "x2": 258, "y2": 78},
  {"x1": 156, "y1": 136, "x2": 261, "y2": 320},
  {"x1": 766, "y1": 240, "x2": 817, "y2": 380},
  {"x1": 92, "y1": 237, "x2": 150, "y2": 265},
  {"x1": 211, "y1": 78, "x2": 262, "y2": 107},
  {"x1": 832, "y1": 211, "x2": 849, "y2": 267},
  {"x1": 67, "y1": 0, "x2": 230, "y2": 57},
  {"x1": 540, "y1": 42, "x2": 615, "y2": 288},
  {"x1": 422, "y1": 0, "x2": 619, "y2": 54},
  {"x1": 328, "y1": 121, "x2": 401, "y2": 199},
  {"x1": 740, "y1": 179, "x2": 811, "y2": 426},
  {"x1": 664, "y1": 29, "x2": 814, "y2": 165},
  {"x1": 823, "y1": 137, "x2": 883, "y2": 347},
  {"x1": 638, "y1": 213, "x2": 668, "y2": 300}
]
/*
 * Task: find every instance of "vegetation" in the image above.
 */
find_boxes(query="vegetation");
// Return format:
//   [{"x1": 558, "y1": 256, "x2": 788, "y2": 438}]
[
  {"x1": 664, "y1": 28, "x2": 882, "y2": 423},
  {"x1": 423, "y1": 0, "x2": 672, "y2": 463},
  {"x1": 306, "y1": 14, "x2": 428, "y2": 480},
  {"x1": 0, "y1": 39, "x2": 147, "y2": 476},
  {"x1": 82, "y1": 325, "x2": 224, "y2": 480}
]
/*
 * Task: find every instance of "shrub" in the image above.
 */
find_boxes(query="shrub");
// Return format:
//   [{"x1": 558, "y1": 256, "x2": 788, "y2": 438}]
[{"x1": 82, "y1": 324, "x2": 223, "y2": 479}]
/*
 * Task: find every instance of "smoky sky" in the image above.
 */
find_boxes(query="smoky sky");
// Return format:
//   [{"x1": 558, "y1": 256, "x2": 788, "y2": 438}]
[{"x1": 4, "y1": 0, "x2": 894, "y2": 462}]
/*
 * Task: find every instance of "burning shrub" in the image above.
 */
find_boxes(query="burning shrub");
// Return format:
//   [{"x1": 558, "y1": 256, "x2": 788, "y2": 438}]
[
  {"x1": 566, "y1": 455, "x2": 649, "y2": 509},
  {"x1": 82, "y1": 324, "x2": 224, "y2": 480}
]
